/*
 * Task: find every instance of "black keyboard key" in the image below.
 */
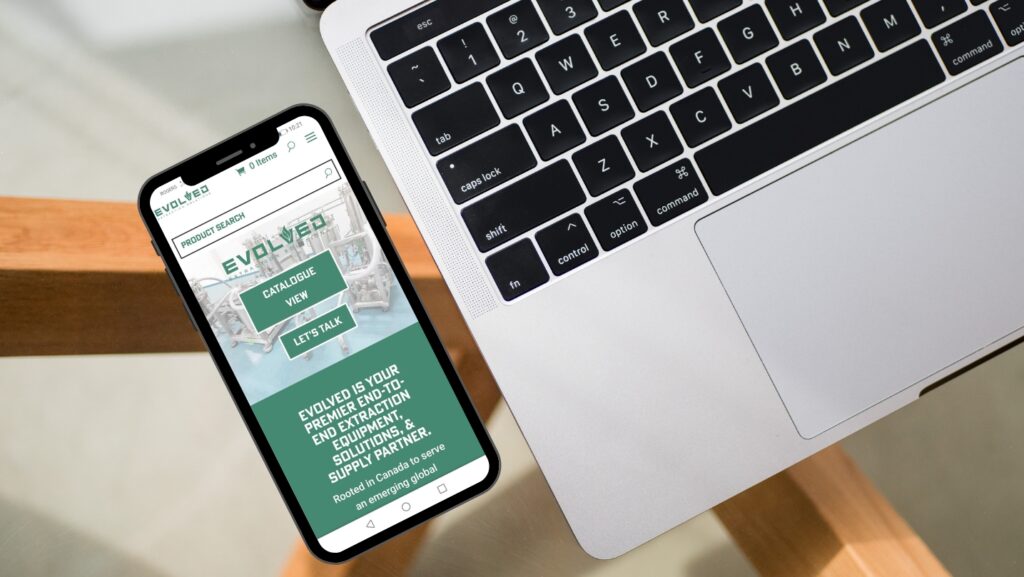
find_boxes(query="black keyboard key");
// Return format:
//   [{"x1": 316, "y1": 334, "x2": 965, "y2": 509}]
[
  {"x1": 634, "y1": 0, "x2": 696, "y2": 45},
  {"x1": 718, "y1": 6, "x2": 780, "y2": 63},
  {"x1": 388, "y1": 47, "x2": 451, "y2": 108},
  {"x1": 486, "y1": 239, "x2": 549, "y2": 300},
  {"x1": 539, "y1": 0, "x2": 599, "y2": 34},
  {"x1": 412, "y1": 83, "x2": 499, "y2": 155},
  {"x1": 437, "y1": 125, "x2": 538, "y2": 203},
  {"x1": 487, "y1": 59, "x2": 550, "y2": 118},
  {"x1": 572, "y1": 136, "x2": 636, "y2": 195},
  {"x1": 537, "y1": 35, "x2": 600, "y2": 94},
  {"x1": 621, "y1": 111, "x2": 685, "y2": 171},
  {"x1": 932, "y1": 11, "x2": 1004, "y2": 74},
  {"x1": 536, "y1": 214, "x2": 600, "y2": 275},
  {"x1": 437, "y1": 23, "x2": 501, "y2": 83},
  {"x1": 822, "y1": 0, "x2": 870, "y2": 15},
  {"x1": 766, "y1": 39, "x2": 827, "y2": 99},
  {"x1": 584, "y1": 190, "x2": 649, "y2": 250},
  {"x1": 814, "y1": 17, "x2": 874, "y2": 75},
  {"x1": 600, "y1": 0, "x2": 632, "y2": 8},
  {"x1": 622, "y1": 53, "x2": 684, "y2": 112},
  {"x1": 695, "y1": 41, "x2": 944, "y2": 194},
  {"x1": 992, "y1": 0, "x2": 1024, "y2": 46},
  {"x1": 912, "y1": 0, "x2": 967, "y2": 27},
  {"x1": 718, "y1": 64, "x2": 780, "y2": 123},
  {"x1": 670, "y1": 29, "x2": 732, "y2": 87},
  {"x1": 584, "y1": 10, "x2": 648, "y2": 70},
  {"x1": 862, "y1": 0, "x2": 922, "y2": 51},
  {"x1": 572, "y1": 76, "x2": 635, "y2": 135},
  {"x1": 488, "y1": 1, "x2": 550, "y2": 59},
  {"x1": 462, "y1": 160, "x2": 586, "y2": 251},
  {"x1": 634, "y1": 159, "x2": 708, "y2": 225},
  {"x1": 766, "y1": 0, "x2": 827, "y2": 40},
  {"x1": 524, "y1": 100, "x2": 587, "y2": 159},
  {"x1": 689, "y1": 0, "x2": 742, "y2": 22},
  {"x1": 669, "y1": 87, "x2": 732, "y2": 146},
  {"x1": 371, "y1": 0, "x2": 507, "y2": 61}
]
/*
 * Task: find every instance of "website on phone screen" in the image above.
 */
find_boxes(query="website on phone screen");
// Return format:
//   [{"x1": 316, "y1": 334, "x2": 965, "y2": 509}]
[{"x1": 149, "y1": 116, "x2": 487, "y2": 553}]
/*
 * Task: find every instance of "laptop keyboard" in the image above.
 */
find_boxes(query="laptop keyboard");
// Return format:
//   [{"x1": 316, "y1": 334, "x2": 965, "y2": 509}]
[{"x1": 371, "y1": 0, "x2": 1017, "y2": 302}]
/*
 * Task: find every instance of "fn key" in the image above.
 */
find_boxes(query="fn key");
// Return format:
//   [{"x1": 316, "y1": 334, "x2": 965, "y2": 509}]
[{"x1": 486, "y1": 239, "x2": 550, "y2": 301}]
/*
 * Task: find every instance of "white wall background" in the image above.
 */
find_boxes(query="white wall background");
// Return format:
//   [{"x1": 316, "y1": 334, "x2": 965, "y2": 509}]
[{"x1": 2, "y1": 1, "x2": 1022, "y2": 575}]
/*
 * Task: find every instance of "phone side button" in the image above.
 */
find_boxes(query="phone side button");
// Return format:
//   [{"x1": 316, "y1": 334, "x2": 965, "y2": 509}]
[
  {"x1": 151, "y1": 239, "x2": 160, "y2": 255},
  {"x1": 164, "y1": 268, "x2": 199, "y2": 332},
  {"x1": 361, "y1": 180, "x2": 387, "y2": 227},
  {"x1": 181, "y1": 303, "x2": 199, "y2": 333}
]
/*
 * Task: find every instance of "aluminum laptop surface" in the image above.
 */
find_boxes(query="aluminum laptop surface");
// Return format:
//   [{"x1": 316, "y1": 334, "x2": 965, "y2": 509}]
[{"x1": 321, "y1": 0, "x2": 1024, "y2": 558}]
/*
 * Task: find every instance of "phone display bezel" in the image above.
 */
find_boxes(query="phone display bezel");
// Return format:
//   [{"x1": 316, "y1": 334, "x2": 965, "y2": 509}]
[{"x1": 138, "y1": 104, "x2": 500, "y2": 563}]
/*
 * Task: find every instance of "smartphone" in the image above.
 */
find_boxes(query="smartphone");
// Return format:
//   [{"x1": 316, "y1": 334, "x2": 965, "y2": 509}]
[{"x1": 138, "y1": 105, "x2": 498, "y2": 562}]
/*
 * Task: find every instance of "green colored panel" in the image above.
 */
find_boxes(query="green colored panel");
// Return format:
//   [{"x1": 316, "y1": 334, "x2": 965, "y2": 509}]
[
  {"x1": 240, "y1": 251, "x2": 346, "y2": 332},
  {"x1": 251, "y1": 324, "x2": 485, "y2": 537},
  {"x1": 281, "y1": 304, "x2": 357, "y2": 359}
]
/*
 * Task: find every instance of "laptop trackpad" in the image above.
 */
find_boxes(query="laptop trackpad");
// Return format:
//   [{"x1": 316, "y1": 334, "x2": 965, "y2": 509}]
[{"x1": 696, "y1": 59, "x2": 1024, "y2": 439}]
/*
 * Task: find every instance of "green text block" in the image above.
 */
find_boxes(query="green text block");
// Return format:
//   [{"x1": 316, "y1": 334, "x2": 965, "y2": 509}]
[
  {"x1": 241, "y1": 251, "x2": 346, "y2": 332},
  {"x1": 251, "y1": 324, "x2": 485, "y2": 537},
  {"x1": 281, "y1": 304, "x2": 357, "y2": 359}
]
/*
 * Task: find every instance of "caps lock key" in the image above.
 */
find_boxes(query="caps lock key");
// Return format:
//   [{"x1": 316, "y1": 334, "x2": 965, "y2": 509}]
[{"x1": 436, "y1": 125, "x2": 537, "y2": 204}]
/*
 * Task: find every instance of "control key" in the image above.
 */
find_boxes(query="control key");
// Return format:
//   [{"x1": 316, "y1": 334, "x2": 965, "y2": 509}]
[{"x1": 536, "y1": 214, "x2": 599, "y2": 275}]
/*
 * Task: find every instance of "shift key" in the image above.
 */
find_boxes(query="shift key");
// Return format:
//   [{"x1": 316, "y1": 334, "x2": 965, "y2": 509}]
[
  {"x1": 437, "y1": 125, "x2": 537, "y2": 204},
  {"x1": 462, "y1": 160, "x2": 586, "y2": 252}
]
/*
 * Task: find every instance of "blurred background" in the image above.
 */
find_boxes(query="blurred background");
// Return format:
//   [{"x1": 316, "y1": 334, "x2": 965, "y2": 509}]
[{"x1": 2, "y1": 0, "x2": 1023, "y2": 575}]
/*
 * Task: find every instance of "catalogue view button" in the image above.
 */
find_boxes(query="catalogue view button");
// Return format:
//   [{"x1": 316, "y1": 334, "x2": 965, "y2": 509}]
[
  {"x1": 281, "y1": 304, "x2": 357, "y2": 359},
  {"x1": 240, "y1": 251, "x2": 347, "y2": 332}
]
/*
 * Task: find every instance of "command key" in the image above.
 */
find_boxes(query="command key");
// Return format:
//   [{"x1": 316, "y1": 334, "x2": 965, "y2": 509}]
[{"x1": 932, "y1": 11, "x2": 1004, "y2": 75}]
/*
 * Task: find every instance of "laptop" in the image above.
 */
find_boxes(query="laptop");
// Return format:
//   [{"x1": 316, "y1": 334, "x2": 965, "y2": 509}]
[{"x1": 320, "y1": 0, "x2": 1024, "y2": 558}]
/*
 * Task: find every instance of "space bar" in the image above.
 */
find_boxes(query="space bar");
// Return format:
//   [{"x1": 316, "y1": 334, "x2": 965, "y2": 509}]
[{"x1": 695, "y1": 41, "x2": 945, "y2": 195}]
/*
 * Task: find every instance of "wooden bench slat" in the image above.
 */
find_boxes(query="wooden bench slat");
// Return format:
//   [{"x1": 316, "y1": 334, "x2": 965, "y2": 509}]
[{"x1": 0, "y1": 197, "x2": 441, "y2": 357}]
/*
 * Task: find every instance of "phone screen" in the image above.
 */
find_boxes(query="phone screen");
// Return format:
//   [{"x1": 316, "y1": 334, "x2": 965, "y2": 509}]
[{"x1": 145, "y1": 112, "x2": 492, "y2": 556}]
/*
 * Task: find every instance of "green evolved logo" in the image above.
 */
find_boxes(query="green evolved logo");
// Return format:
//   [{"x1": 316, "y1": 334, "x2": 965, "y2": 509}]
[
  {"x1": 222, "y1": 213, "x2": 328, "y2": 274},
  {"x1": 153, "y1": 185, "x2": 210, "y2": 217}
]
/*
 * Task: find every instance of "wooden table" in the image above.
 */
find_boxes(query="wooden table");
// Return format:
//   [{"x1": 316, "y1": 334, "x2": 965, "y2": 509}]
[{"x1": 0, "y1": 196, "x2": 950, "y2": 577}]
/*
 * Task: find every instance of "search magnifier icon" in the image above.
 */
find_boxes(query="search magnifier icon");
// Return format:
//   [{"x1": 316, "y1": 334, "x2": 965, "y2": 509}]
[
  {"x1": 287, "y1": 141, "x2": 295, "y2": 152},
  {"x1": 324, "y1": 167, "x2": 334, "y2": 179}
]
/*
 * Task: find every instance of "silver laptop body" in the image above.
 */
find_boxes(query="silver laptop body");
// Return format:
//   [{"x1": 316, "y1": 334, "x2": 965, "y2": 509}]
[{"x1": 321, "y1": 0, "x2": 1024, "y2": 558}]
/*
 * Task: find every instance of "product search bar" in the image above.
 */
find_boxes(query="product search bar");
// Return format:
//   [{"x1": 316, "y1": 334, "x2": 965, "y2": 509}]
[{"x1": 172, "y1": 160, "x2": 340, "y2": 259}]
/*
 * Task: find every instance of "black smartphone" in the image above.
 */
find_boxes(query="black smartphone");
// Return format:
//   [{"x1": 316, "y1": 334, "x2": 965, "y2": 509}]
[{"x1": 138, "y1": 104, "x2": 498, "y2": 562}]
